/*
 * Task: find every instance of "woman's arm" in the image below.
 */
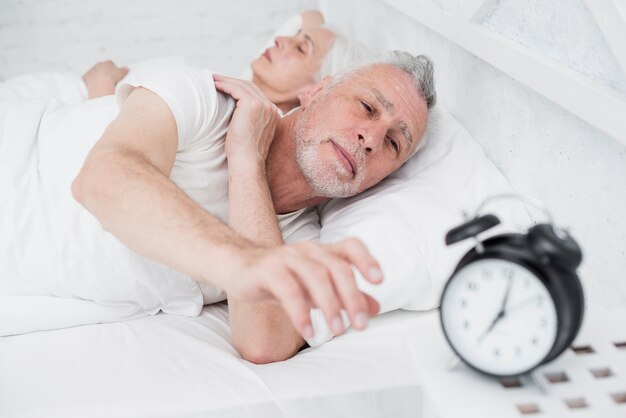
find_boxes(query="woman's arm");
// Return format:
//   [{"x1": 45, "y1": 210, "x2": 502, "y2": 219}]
[
  {"x1": 82, "y1": 60, "x2": 129, "y2": 99},
  {"x1": 300, "y1": 10, "x2": 325, "y2": 29}
]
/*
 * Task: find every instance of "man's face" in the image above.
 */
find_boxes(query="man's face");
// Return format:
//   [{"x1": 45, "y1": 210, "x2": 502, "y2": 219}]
[
  {"x1": 294, "y1": 64, "x2": 428, "y2": 198},
  {"x1": 251, "y1": 27, "x2": 335, "y2": 98}
]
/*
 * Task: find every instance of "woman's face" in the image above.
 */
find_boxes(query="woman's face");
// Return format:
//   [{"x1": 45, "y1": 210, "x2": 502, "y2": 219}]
[{"x1": 251, "y1": 27, "x2": 335, "y2": 107}]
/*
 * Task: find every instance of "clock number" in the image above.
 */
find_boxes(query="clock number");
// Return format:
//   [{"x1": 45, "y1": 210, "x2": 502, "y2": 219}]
[
  {"x1": 467, "y1": 281, "x2": 479, "y2": 292},
  {"x1": 502, "y1": 267, "x2": 515, "y2": 280}
]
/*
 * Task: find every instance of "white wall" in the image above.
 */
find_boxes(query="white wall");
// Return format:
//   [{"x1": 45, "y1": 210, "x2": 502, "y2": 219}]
[
  {"x1": 0, "y1": 0, "x2": 318, "y2": 81},
  {"x1": 323, "y1": 0, "x2": 626, "y2": 309},
  {"x1": 482, "y1": 0, "x2": 626, "y2": 96}
]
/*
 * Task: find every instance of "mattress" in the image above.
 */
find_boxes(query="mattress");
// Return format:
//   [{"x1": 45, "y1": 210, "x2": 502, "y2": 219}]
[{"x1": 0, "y1": 304, "x2": 435, "y2": 418}]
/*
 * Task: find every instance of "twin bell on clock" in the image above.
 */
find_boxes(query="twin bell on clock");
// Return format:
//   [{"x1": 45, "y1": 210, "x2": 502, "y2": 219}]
[{"x1": 439, "y1": 194, "x2": 584, "y2": 378}]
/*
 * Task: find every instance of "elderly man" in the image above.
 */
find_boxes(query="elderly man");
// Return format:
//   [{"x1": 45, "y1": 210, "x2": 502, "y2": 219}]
[{"x1": 2, "y1": 51, "x2": 435, "y2": 363}]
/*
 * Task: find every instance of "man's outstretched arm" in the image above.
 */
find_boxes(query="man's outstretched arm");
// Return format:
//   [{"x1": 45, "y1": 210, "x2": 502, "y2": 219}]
[
  {"x1": 214, "y1": 76, "x2": 381, "y2": 363},
  {"x1": 214, "y1": 77, "x2": 304, "y2": 363}
]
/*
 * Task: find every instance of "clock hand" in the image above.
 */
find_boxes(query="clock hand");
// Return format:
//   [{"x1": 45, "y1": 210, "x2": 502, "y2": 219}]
[
  {"x1": 477, "y1": 310, "x2": 505, "y2": 345},
  {"x1": 476, "y1": 276, "x2": 514, "y2": 345},
  {"x1": 503, "y1": 294, "x2": 542, "y2": 315},
  {"x1": 477, "y1": 294, "x2": 544, "y2": 345},
  {"x1": 499, "y1": 276, "x2": 514, "y2": 315}
]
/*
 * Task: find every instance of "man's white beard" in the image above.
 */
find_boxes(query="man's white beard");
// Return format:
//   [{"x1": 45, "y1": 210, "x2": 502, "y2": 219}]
[{"x1": 295, "y1": 112, "x2": 366, "y2": 198}]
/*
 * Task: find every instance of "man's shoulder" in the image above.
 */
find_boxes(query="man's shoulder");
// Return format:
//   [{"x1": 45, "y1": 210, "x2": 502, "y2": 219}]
[
  {"x1": 117, "y1": 65, "x2": 221, "y2": 105},
  {"x1": 162, "y1": 66, "x2": 236, "y2": 120},
  {"x1": 116, "y1": 65, "x2": 235, "y2": 152}
]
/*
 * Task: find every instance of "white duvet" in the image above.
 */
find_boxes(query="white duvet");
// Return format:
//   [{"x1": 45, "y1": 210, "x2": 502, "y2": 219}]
[{"x1": 0, "y1": 93, "x2": 209, "y2": 336}]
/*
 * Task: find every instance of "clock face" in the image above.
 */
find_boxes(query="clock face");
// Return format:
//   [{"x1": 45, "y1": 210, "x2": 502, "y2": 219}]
[{"x1": 441, "y1": 258, "x2": 558, "y2": 376}]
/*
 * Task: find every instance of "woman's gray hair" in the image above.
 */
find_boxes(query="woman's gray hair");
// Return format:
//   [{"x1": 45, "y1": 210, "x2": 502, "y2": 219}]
[
  {"x1": 316, "y1": 25, "x2": 371, "y2": 82},
  {"x1": 330, "y1": 51, "x2": 437, "y2": 155}
]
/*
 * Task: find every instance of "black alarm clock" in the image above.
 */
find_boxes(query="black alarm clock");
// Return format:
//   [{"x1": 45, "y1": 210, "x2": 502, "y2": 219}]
[{"x1": 439, "y1": 194, "x2": 584, "y2": 378}]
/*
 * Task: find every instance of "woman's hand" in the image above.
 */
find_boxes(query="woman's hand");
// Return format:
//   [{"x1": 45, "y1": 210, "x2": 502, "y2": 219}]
[{"x1": 82, "y1": 60, "x2": 129, "y2": 99}]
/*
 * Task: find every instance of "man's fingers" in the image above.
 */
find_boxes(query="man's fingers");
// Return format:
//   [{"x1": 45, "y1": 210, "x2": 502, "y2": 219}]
[
  {"x1": 213, "y1": 79, "x2": 252, "y2": 100},
  {"x1": 285, "y1": 254, "x2": 345, "y2": 336},
  {"x1": 235, "y1": 243, "x2": 382, "y2": 341},
  {"x1": 264, "y1": 272, "x2": 315, "y2": 340},
  {"x1": 329, "y1": 238, "x2": 383, "y2": 285},
  {"x1": 213, "y1": 75, "x2": 270, "y2": 103},
  {"x1": 214, "y1": 73, "x2": 261, "y2": 91},
  {"x1": 213, "y1": 75, "x2": 257, "y2": 95},
  {"x1": 214, "y1": 74, "x2": 251, "y2": 85},
  {"x1": 212, "y1": 73, "x2": 232, "y2": 82},
  {"x1": 312, "y1": 253, "x2": 371, "y2": 331},
  {"x1": 364, "y1": 293, "x2": 381, "y2": 317}
]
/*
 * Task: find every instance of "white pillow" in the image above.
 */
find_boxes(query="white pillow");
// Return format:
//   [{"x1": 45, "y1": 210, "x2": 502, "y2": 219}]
[{"x1": 306, "y1": 106, "x2": 531, "y2": 346}]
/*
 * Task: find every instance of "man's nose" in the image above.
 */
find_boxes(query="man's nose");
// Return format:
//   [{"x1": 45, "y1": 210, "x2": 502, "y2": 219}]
[
  {"x1": 357, "y1": 125, "x2": 386, "y2": 154},
  {"x1": 357, "y1": 135, "x2": 373, "y2": 153}
]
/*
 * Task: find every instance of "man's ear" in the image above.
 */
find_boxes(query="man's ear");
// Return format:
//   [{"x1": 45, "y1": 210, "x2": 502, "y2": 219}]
[{"x1": 297, "y1": 76, "x2": 332, "y2": 107}]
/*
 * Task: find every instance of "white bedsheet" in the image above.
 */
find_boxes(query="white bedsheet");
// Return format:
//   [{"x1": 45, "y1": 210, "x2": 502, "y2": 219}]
[
  {"x1": 0, "y1": 95, "x2": 212, "y2": 337},
  {"x1": 0, "y1": 304, "x2": 433, "y2": 418}
]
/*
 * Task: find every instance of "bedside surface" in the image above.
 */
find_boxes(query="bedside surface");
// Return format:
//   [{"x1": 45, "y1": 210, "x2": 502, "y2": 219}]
[{"x1": 409, "y1": 308, "x2": 626, "y2": 417}]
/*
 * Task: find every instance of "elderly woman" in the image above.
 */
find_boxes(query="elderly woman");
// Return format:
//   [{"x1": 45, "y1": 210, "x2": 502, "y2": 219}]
[{"x1": 2, "y1": 11, "x2": 368, "y2": 113}]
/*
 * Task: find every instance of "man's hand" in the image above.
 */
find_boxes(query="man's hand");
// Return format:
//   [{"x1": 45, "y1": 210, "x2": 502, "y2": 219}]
[
  {"x1": 82, "y1": 60, "x2": 129, "y2": 99},
  {"x1": 213, "y1": 74, "x2": 280, "y2": 167},
  {"x1": 226, "y1": 239, "x2": 383, "y2": 341}
]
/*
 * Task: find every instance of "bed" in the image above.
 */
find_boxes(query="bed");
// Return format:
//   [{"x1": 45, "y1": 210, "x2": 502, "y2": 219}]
[
  {"x1": 1, "y1": 0, "x2": 625, "y2": 417},
  {"x1": 0, "y1": 304, "x2": 433, "y2": 418}
]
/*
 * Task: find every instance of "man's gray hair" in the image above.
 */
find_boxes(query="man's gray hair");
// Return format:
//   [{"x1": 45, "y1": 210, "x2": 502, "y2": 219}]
[{"x1": 331, "y1": 51, "x2": 437, "y2": 155}]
